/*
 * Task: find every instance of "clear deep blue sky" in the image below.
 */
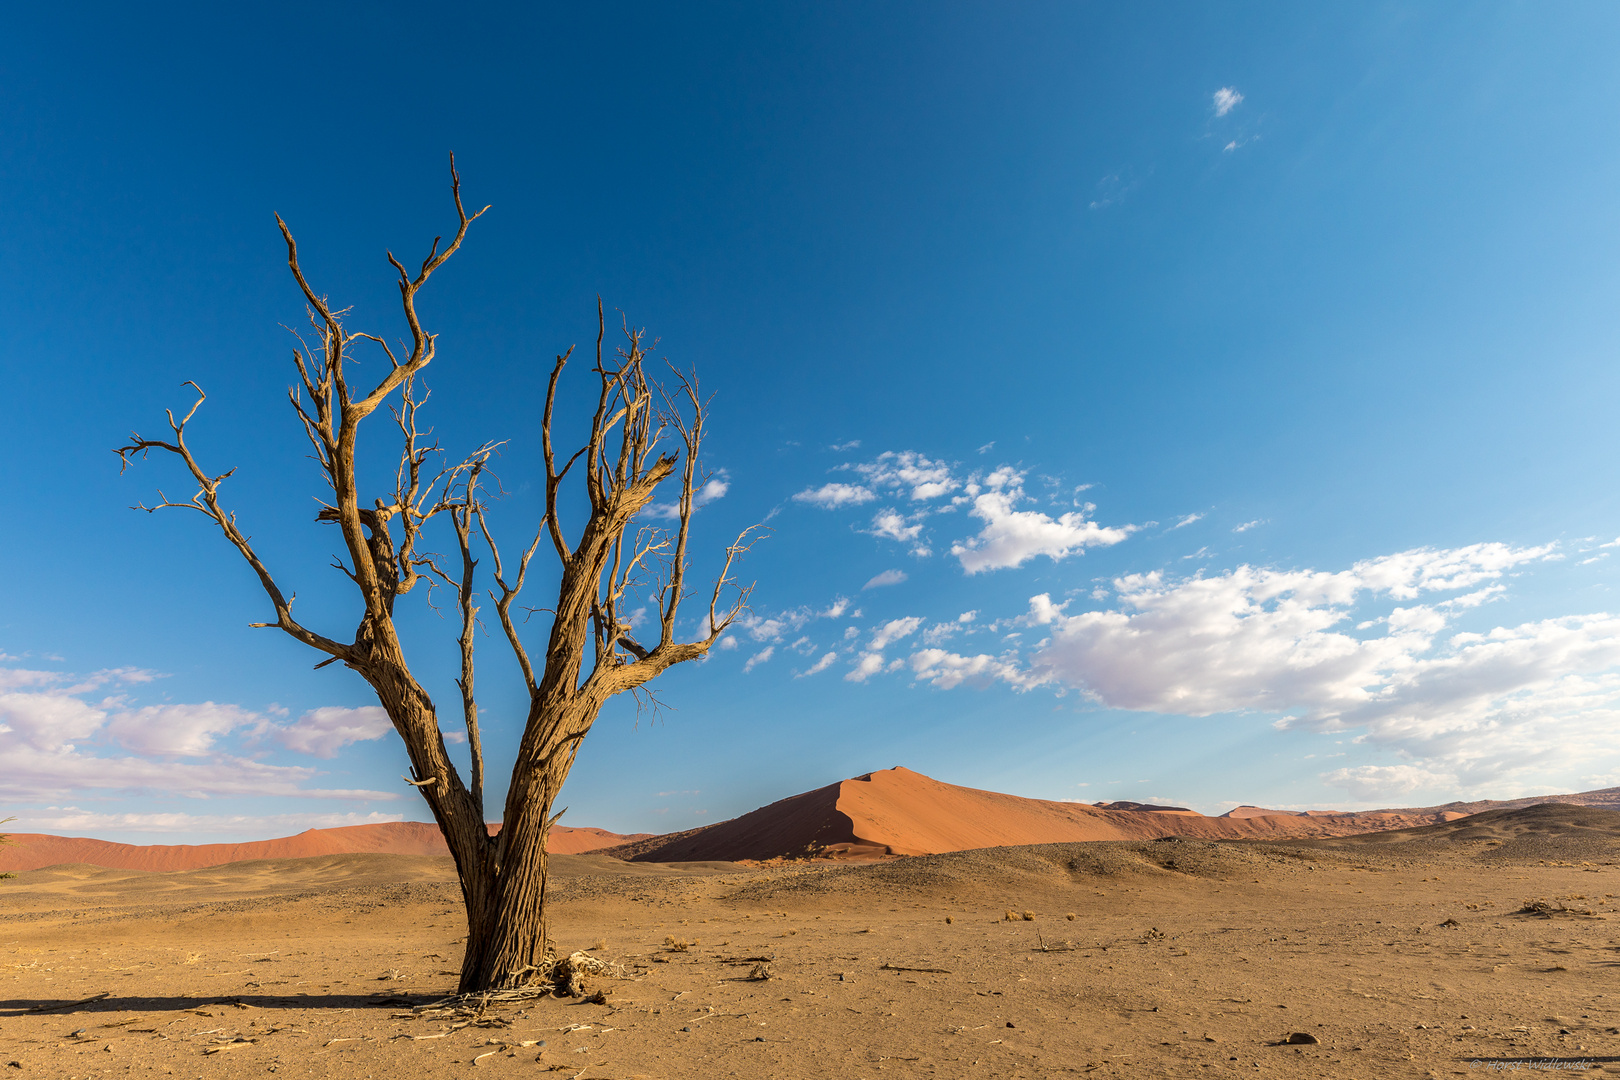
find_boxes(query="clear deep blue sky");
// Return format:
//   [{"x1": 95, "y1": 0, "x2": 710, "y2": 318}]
[{"x1": 5, "y1": 3, "x2": 1620, "y2": 843}]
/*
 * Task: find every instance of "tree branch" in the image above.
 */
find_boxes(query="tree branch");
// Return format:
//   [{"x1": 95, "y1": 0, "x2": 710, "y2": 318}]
[{"x1": 115, "y1": 384, "x2": 351, "y2": 661}]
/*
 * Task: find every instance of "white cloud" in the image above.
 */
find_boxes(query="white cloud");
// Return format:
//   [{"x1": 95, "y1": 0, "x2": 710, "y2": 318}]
[
  {"x1": 743, "y1": 617, "x2": 789, "y2": 642},
  {"x1": 1027, "y1": 544, "x2": 1556, "y2": 717},
  {"x1": 13, "y1": 809, "x2": 405, "y2": 837},
  {"x1": 1321, "y1": 764, "x2": 1453, "y2": 800},
  {"x1": 0, "y1": 740, "x2": 393, "y2": 801},
  {"x1": 867, "y1": 508, "x2": 924, "y2": 544},
  {"x1": 909, "y1": 649, "x2": 1027, "y2": 691},
  {"x1": 743, "y1": 646, "x2": 775, "y2": 673},
  {"x1": 0, "y1": 663, "x2": 396, "y2": 802},
  {"x1": 864, "y1": 569, "x2": 908, "y2": 590},
  {"x1": 107, "y1": 702, "x2": 261, "y2": 757},
  {"x1": 830, "y1": 440, "x2": 862, "y2": 451},
  {"x1": 0, "y1": 691, "x2": 108, "y2": 752},
  {"x1": 848, "y1": 451, "x2": 959, "y2": 501},
  {"x1": 870, "y1": 617, "x2": 924, "y2": 651},
  {"x1": 1169, "y1": 513, "x2": 1204, "y2": 531},
  {"x1": 1213, "y1": 86, "x2": 1243, "y2": 117},
  {"x1": 1013, "y1": 543, "x2": 1620, "y2": 793},
  {"x1": 1233, "y1": 520, "x2": 1265, "y2": 533},
  {"x1": 845, "y1": 652, "x2": 887, "y2": 683},
  {"x1": 645, "y1": 470, "x2": 730, "y2": 520},
  {"x1": 277, "y1": 706, "x2": 393, "y2": 759},
  {"x1": 843, "y1": 618, "x2": 926, "y2": 683},
  {"x1": 793, "y1": 482, "x2": 876, "y2": 509},
  {"x1": 799, "y1": 652, "x2": 837, "y2": 677},
  {"x1": 1088, "y1": 171, "x2": 1140, "y2": 211},
  {"x1": 950, "y1": 468, "x2": 1135, "y2": 573},
  {"x1": 1021, "y1": 593, "x2": 1069, "y2": 626},
  {"x1": 851, "y1": 540, "x2": 1620, "y2": 795}
]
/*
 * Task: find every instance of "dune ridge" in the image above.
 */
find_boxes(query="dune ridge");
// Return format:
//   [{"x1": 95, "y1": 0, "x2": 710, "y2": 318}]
[
  {"x1": 600, "y1": 766, "x2": 1584, "y2": 862},
  {"x1": 0, "y1": 821, "x2": 651, "y2": 873}
]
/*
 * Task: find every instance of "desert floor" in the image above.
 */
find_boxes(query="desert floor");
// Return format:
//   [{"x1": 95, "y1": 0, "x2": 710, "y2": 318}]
[{"x1": 2, "y1": 837, "x2": 1616, "y2": 1079}]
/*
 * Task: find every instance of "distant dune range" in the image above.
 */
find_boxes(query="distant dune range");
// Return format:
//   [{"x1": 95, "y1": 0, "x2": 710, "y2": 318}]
[
  {"x1": 0, "y1": 822, "x2": 652, "y2": 873},
  {"x1": 8, "y1": 765, "x2": 1620, "y2": 872}
]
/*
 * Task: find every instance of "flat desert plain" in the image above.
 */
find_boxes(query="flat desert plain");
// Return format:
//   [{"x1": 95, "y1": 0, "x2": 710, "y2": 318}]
[{"x1": 3, "y1": 806, "x2": 1619, "y2": 1079}]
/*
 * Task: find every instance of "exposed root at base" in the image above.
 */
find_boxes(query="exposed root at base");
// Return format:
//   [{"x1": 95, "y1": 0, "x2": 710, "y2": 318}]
[{"x1": 413, "y1": 952, "x2": 633, "y2": 1019}]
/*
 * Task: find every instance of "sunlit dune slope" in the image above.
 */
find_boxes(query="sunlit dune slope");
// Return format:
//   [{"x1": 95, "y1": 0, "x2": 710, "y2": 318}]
[{"x1": 599, "y1": 766, "x2": 1470, "y2": 862}]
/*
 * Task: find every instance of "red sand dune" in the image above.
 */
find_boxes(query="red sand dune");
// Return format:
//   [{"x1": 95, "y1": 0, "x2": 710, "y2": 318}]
[
  {"x1": 1219, "y1": 806, "x2": 1302, "y2": 818},
  {"x1": 601, "y1": 767, "x2": 1486, "y2": 862},
  {"x1": 0, "y1": 821, "x2": 651, "y2": 873}
]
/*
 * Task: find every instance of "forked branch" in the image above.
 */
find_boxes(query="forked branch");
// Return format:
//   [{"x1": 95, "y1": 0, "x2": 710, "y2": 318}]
[{"x1": 114, "y1": 384, "x2": 351, "y2": 661}]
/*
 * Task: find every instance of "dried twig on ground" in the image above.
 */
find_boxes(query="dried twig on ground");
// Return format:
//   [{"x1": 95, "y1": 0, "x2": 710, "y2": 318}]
[{"x1": 880, "y1": 963, "x2": 952, "y2": 974}]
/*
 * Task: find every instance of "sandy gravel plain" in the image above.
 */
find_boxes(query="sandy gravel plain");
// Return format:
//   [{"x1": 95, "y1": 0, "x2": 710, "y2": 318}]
[{"x1": 3, "y1": 812, "x2": 1618, "y2": 1080}]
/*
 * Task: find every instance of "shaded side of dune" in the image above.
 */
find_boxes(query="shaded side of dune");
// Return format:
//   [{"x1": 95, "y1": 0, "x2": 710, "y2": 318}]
[{"x1": 602, "y1": 781, "x2": 862, "y2": 862}]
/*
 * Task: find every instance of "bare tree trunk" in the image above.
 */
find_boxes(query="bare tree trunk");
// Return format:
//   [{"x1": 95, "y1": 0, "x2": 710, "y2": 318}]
[{"x1": 117, "y1": 157, "x2": 761, "y2": 995}]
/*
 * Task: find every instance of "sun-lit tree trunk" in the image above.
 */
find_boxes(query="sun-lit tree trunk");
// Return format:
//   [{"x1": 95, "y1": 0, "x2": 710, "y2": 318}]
[{"x1": 117, "y1": 158, "x2": 758, "y2": 994}]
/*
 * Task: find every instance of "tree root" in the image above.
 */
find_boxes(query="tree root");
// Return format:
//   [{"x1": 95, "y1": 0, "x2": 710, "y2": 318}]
[{"x1": 412, "y1": 952, "x2": 633, "y2": 1019}]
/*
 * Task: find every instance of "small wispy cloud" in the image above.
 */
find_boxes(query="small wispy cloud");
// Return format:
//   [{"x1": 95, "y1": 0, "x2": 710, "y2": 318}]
[
  {"x1": 864, "y1": 569, "x2": 908, "y2": 590},
  {"x1": 830, "y1": 440, "x2": 861, "y2": 452},
  {"x1": 1232, "y1": 519, "x2": 1265, "y2": 533},
  {"x1": 1213, "y1": 86, "x2": 1243, "y2": 117},
  {"x1": 793, "y1": 483, "x2": 876, "y2": 509},
  {"x1": 645, "y1": 469, "x2": 730, "y2": 520},
  {"x1": 1088, "y1": 169, "x2": 1142, "y2": 211},
  {"x1": 1169, "y1": 513, "x2": 1204, "y2": 531},
  {"x1": 798, "y1": 652, "x2": 837, "y2": 678}
]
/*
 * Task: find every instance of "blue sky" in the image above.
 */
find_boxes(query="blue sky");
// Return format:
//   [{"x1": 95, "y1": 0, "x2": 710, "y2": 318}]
[{"x1": 6, "y1": 3, "x2": 1620, "y2": 844}]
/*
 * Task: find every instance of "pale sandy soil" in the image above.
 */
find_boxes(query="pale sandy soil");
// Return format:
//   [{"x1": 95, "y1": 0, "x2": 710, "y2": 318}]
[{"x1": 2, "y1": 834, "x2": 1618, "y2": 1080}]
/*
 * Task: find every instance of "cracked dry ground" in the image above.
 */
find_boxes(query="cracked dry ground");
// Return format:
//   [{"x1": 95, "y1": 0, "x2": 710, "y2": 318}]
[{"x1": 2, "y1": 839, "x2": 1618, "y2": 1079}]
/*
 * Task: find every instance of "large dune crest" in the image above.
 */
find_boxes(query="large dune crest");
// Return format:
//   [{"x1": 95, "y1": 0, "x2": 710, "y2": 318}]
[
  {"x1": 0, "y1": 821, "x2": 651, "y2": 873},
  {"x1": 597, "y1": 766, "x2": 1506, "y2": 862}
]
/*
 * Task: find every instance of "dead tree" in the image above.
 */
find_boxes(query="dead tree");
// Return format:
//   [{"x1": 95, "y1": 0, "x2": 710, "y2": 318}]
[{"x1": 116, "y1": 157, "x2": 758, "y2": 994}]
